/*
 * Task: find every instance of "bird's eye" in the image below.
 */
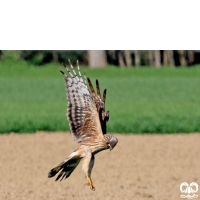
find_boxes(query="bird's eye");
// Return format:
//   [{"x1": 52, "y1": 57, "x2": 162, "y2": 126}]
[{"x1": 107, "y1": 144, "x2": 111, "y2": 149}]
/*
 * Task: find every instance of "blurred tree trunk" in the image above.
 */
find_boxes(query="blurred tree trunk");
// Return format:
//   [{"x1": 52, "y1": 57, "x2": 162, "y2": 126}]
[
  {"x1": 187, "y1": 50, "x2": 194, "y2": 66},
  {"x1": 154, "y1": 50, "x2": 161, "y2": 68},
  {"x1": 88, "y1": 50, "x2": 107, "y2": 68},
  {"x1": 143, "y1": 50, "x2": 149, "y2": 66},
  {"x1": 124, "y1": 50, "x2": 132, "y2": 67},
  {"x1": 135, "y1": 50, "x2": 141, "y2": 67},
  {"x1": 52, "y1": 50, "x2": 58, "y2": 63},
  {"x1": 149, "y1": 50, "x2": 154, "y2": 66},
  {"x1": 163, "y1": 50, "x2": 169, "y2": 66},
  {"x1": 168, "y1": 50, "x2": 175, "y2": 67},
  {"x1": 178, "y1": 50, "x2": 187, "y2": 67},
  {"x1": 118, "y1": 50, "x2": 125, "y2": 67}
]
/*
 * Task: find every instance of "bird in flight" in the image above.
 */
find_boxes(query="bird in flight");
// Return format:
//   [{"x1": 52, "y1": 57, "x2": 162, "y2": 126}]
[{"x1": 48, "y1": 60, "x2": 118, "y2": 191}]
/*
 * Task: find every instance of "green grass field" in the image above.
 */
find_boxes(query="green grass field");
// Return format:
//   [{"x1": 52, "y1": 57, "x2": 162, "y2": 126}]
[{"x1": 1, "y1": 60, "x2": 200, "y2": 133}]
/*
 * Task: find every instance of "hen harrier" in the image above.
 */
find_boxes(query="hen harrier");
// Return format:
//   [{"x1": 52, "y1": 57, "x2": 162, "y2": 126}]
[{"x1": 48, "y1": 60, "x2": 118, "y2": 191}]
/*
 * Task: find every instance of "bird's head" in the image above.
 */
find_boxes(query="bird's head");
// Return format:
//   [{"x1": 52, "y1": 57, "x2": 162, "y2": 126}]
[{"x1": 106, "y1": 135, "x2": 118, "y2": 151}]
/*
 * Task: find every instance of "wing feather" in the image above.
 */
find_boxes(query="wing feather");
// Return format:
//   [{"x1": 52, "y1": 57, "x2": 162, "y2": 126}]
[
  {"x1": 61, "y1": 60, "x2": 104, "y2": 143},
  {"x1": 96, "y1": 79, "x2": 101, "y2": 98},
  {"x1": 87, "y1": 77, "x2": 109, "y2": 134},
  {"x1": 102, "y1": 88, "x2": 107, "y2": 103}
]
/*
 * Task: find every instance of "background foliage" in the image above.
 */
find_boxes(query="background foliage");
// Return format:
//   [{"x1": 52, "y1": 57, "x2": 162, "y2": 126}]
[{"x1": 1, "y1": 51, "x2": 200, "y2": 133}]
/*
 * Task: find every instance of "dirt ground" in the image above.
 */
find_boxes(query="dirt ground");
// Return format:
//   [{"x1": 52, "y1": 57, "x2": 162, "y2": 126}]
[{"x1": 0, "y1": 132, "x2": 199, "y2": 200}]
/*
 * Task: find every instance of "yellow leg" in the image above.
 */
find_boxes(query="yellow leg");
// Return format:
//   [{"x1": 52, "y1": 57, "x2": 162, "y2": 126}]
[{"x1": 86, "y1": 172, "x2": 95, "y2": 191}]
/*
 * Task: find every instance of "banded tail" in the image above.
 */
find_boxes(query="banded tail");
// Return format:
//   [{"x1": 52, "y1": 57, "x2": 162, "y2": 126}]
[{"x1": 48, "y1": 151, "x2": 82, "y2": 181}]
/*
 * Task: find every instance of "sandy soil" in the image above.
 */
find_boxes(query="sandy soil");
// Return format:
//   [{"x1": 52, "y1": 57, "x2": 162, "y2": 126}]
[{"x1": 0, "y1": 132, "x2": 199, "y2": 200}]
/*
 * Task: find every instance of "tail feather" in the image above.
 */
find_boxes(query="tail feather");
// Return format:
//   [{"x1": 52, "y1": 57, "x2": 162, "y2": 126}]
[
  {"x1": 55, "y1": 160, "x2": 80, "y2": 181},
  {"x1": 48, "y1": 165, "x2": 62, "y2": 178},
  {"x1": 48, "y1": 152, "x2": 82, "y2": 181}
]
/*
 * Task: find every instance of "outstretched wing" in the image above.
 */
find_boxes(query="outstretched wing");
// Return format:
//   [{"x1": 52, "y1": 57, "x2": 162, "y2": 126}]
[
  {"x1": 87, "y1": 78, "x2": 109, "y2": 134},
  {"x1": 60, "y1": 60, "x2": 104, "y2": 143}
]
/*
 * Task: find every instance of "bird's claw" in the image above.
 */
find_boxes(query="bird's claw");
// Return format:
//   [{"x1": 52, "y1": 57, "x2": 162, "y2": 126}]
[
  {"x1": 90, "y1": 182, "x2": 95, "y2": 191},
  {"x1": 86, "y1": 174, "x2": 95, "y2": 191}
]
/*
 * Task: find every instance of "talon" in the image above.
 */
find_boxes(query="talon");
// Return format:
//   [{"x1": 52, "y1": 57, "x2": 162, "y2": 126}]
[
  {"x1": 90, "y1": 183, "x2": 95, "y2": 191},
  {"x1": 86, "y1": 173, "x2": 95, "y2": 191}
]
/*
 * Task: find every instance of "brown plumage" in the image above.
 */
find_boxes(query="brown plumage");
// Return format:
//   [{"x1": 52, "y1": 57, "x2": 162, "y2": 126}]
[{"x1": 48, "y1": 60, "x2": 118, "y2": 191}]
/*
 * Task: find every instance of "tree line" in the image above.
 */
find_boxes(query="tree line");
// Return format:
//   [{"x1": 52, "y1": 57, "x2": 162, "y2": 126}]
[
  {"x1": 0, "y1": 50, "x2": 198, "y2": 68},
  {"x1": 102, "y1": 50, "x2": 196, "y2": 68}
]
